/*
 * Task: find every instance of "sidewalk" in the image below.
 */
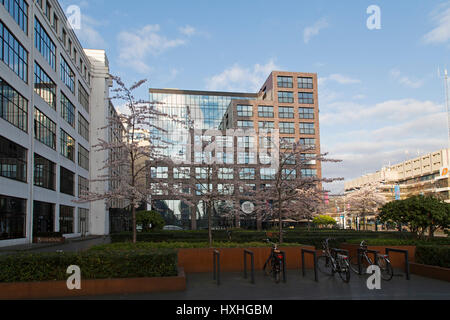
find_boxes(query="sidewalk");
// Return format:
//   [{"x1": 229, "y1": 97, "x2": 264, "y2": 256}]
[{"x1": 0, "y1": 236, "x2": 110, "y2": 255}]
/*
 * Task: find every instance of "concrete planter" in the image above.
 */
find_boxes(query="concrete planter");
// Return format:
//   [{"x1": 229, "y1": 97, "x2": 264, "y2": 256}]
[
  {"x1": 177, "y1": 246, "x2": 317, "y2": 273},
  {"x1": 0, "y1": 268, "x2": 186, "y2": 300},
  {"x1": 410, "y1": 263, "x2": 450, "y2": 282}
]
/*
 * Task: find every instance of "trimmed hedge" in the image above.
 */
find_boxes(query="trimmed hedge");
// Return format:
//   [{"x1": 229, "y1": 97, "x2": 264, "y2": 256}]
[
  {"x1": 415, "y1": 245, "x2": 450, "y2": 269},
  {"x1": 0, "y1": 249, "x2": 178, "y2": 283},
  {"x1": 347, "y1": 237, "x2": 450, "y2": 246}
]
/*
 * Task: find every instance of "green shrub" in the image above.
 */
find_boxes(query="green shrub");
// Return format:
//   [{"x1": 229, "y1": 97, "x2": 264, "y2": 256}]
[
  {"x1": 136, "y1": 210, "x2": 165, "y2": 231},
  {"x1": 415, "y1": 245, "x2": 450, "y2": 268},
  {"x1": 347, "y1": 237, "x2": 450, "y2": 246},
  {"x1": 0, "y1": 249, "x2": 178, "y2": 283}
]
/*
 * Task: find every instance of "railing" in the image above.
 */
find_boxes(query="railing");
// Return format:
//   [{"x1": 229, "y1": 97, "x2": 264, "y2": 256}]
[
  {"x1": 213, "y1": 250, "x2": 220, "y2": 285},
  {"x1": 301, "y1": 248, "x2": 318, "y2": 282},
  {"x1": 386, "y1": 248, "x2": 410, "y2": 280},
  {"x1": 357, "y1": 248, "x2": 379, "y2": 275},
  {"x1": 243, "y1": 249, "x2": 255, "y2": 284}
]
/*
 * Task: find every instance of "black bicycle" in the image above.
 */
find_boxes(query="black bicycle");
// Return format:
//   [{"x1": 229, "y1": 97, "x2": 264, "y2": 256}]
[
  {"x1": 263, "y1": 239, "x2": 284, "y2": 283},
  {"x1": 317, "y1": 238, "x2": 351, "y2": 283},
  {"x1": 349, "y1": 240, "x2": 394, "y2": 281}
]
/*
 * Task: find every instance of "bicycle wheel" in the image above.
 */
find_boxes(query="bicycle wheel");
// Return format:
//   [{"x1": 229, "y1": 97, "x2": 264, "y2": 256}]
[
  {"x1": 349, "y1": 255, "x2": 369, "y2": 275},
  {"x1": 377, "y1": 256, "x2": 394, "y2": 281},
  {"x1": 338, "y1": 260, "x2": 351, "y2": 283},
  {"x1": 273, "y1": 263, "x2": 281, "y2": 284},
  {"x1": 263, "y1": 257, "x2": 271, "y2": 276},
  {"x1": 317, "y1": 255, "x2": 333, "y2": 276}
]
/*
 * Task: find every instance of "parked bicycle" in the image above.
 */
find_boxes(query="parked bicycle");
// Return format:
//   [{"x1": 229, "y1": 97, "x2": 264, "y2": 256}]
[
  {"x1": 349, "y1": 240, "x2": 394, "y2": 281},
  {"x1": 263, "y1": 238, "x2": 284, "y2": 283},
  {"x1": 317, "y1": 238, "x2": 351, "y2": 283}
]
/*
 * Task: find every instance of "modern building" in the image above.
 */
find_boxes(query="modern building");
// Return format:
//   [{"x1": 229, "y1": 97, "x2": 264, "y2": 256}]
[
  {"x1": 0, "y1": 0, "x2": 120, "y2": 247},
  {"x1": 148, "y1": 71, "x2": 322, "y2": 229}
]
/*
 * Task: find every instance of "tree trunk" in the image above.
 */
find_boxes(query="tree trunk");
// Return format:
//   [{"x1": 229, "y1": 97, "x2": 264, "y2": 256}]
[
  {"x1": 278, "y1": 197, "x2": 283, "y2": 244},
  {"x1": 132, "y1": 205, "x2": 137, "y2": 244}
]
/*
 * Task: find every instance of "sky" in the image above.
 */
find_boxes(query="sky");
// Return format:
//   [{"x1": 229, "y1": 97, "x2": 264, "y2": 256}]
[{"x1": 60, "y1": 0, "x2": 450, "y2": 194}]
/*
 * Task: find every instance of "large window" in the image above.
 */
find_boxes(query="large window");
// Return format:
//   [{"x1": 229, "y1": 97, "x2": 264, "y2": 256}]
[
  {"x1": 60, "y1": 55, "x2": 75, "y2": 93},
  {"x1": 1, "y1": 0, "x2": 28, "y2": 34},
  {"x1": 78, "y1": 144, "x2": 89, "y2": 171},
  {"x1": 0, "y1": 195, "x2": 26, "y2": 240},
  {"x1": 258, "y1": 121, "x2": 274, "y2": 130},
  {"x1": 300, "y1": 123, "x2": 315, "y2": 135},
  {"x1": 279, "y1": 122, "x2": 295, "y2": 134},
  {"x1": 151, "y1": 167, "x2": 168, "y2": 179},
  {"x1": 34, "y1": 18, "x2": 55, "y2": 70},
  {"x1": 299, "y1": 107, "x2": 314, "y2": 119},
  {"x1": 239, "y1": 168, "x2": 255, "y2": 180},
  {"x1": 78, "y1": 82, "x2": 89, "y2": 113},
  {"x1": 258, "y1": 106, "x2": 274, "y2": 118},
  {"x1": 298, "y1": 92, "x2": 314, "y2": 104},
  {"x1": 237, "y1": 120, "x2": 253, "y2": 128},
  {"x1": 277, "y1": 76, "x2": 293, "y2": 88},
  {"x1": 33, "y1": 201, "x2": 54, "y2": 234},
  {"x1": 34, "y1": 108, "x2": 56, "y2": 149},
  {"x1": 78, "y1": 113, "x2": 89, "y2": 142},
  {"x1": 218, "y1": 168, "x2": 233, "y2": 180},
  {"x1": 174, "y1": 167, "x2": 190, "y2": 179},
  {"x1": 61, "y1": 92, "x2": 75, "y2": 127},
  {"x1": 237, "y1": 136, "x2": 255, "y2": 149},
  {"x1": 59, "y1": 205, "x2": 74, "y2": 234},
  {"x1": 237, "y1": 105, "x2": 253, "y2": 117},
  {"x1": 0, "y1": 77, "x2": 28, "y2": 132},
  {"x1": 298, "y1": 77, "x2": 313, "y2": 89},
  {"x1": 278, "y1": 107, "x2": 294, "y2": 119},
  {"x1": 0, "y1": 21, "x2": 28, "y2": 82},
  {"x1": 301, "y1": 169, "x2": 317, "y2": 177},
  {"x1": 78, "y1": 175, "x2": 89, "y2": 197},
  {"x1": 34, "y1": 153, "x2": 55, "y2": 190},
  {"x1": 34, "y1": 63, "x2": 56, "y2": 109},
  {"x1": 260, "y1": 168, "x2": 276, "y2": 180},
  {"x1": 0, "y1": 135, "x2": 27, "y2": 182},
  {"x1": 300, "y1": 138, "x2": 316, "y2": 149},
  {"x1": 60, "y1": 129, "x2": 75, "y2": 161},
  {"x1": 278, "y1": 91, "x2": 294, "y2": 103},
  {"x1": 60, "y1": 166, "x2": 74, "y2": 196}
]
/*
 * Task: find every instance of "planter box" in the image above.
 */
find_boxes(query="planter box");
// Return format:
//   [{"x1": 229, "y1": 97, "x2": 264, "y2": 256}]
[
  {"x1": 0, "y1": 268, "x2": 186, "y2": 300},
  {"x1": 33, "y1": 237, "x2": 65, "y2": 244},
  {"x1": 410, "y1": 262, "x2": 450, "y2": 282},
  {"x1": 178, "y1": 246, "x2": 317, "y2": 273}
]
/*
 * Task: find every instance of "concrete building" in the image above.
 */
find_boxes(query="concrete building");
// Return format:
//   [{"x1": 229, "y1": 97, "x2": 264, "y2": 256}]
[{"x1": 0, "y1": 0, "x2": 120, "y2": 247}]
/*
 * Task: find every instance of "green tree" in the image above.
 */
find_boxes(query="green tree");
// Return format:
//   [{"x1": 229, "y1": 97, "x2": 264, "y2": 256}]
[
  {"x1": 313, "y1": 215, "x2": 337, "y2": 228},
  {"x1": 136, "y1": 210, "x2": 165, "y2": 232}
]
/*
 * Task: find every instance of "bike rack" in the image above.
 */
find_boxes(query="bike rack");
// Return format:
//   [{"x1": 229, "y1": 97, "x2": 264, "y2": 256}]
[
  {"x1": 331, "y1": 248, "x2": 349, "y2": 257},
  {"x1": 357, "y1": 248, "x2": 379, "y2": 275},
  {"x1": 385, "y1": 248, "x2": 410, "y2": 280},
  {"x1": 301, "y1": 248, "x2": 318, "y2": 282},
  {"x1": 243, "y1": 249, "x2": 255, "y2": 284},
  {"x1": 281, "y1": 251, "x2": 287, "y2": 283},
  {"x1": 213, "y1": 250, "x2": 220, "y2": 285}
]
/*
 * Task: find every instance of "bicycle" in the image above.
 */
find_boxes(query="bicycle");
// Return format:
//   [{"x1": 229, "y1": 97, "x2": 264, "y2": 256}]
[
  {"x1": 349, "y1": 240, "x2": 394, "y2": 281},
  {"x1": 317, "y1": 238, "x2": 351, "y2": 283},
  {"x1": 263, "y1": 238, "x2": 285, "y2": 283}
]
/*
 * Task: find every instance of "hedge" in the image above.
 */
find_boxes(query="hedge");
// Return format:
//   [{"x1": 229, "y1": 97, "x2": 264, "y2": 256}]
[
  {"x1": 415, "y1": 245, "x2": 450, "y2": 269},
  {"x1": 0, "y1": 249, "x2": 178, "y2": 283},
  {"x1": 346, "y1": 237, "x2": 450, "y2": 246}
]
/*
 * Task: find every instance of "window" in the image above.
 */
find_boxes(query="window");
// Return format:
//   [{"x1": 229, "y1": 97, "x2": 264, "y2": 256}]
[
  {"x1": 278, "y1": 91, "x2": 294, "y2": 103},
  {"x1": 260, "y1": 168, "x2": 276, "y2": 180},
  {"x1": 34, "y1": 154, "x2": 55, "y2": 190},
  {"x1": 282, "y1": 153, "x2": 296, "y2": 165},
  {"x1": 0, "y1": 135, "x2": 27, "y2": 182},
  {"x1": 258, "y1": 106, "x2": 274, "y2": 118},
  {"x1": 279, "y1": 122, "x2": 295, "y2": 134},
  {"x1": 60, "y1": 55, "x2": 75, "y2": 93},
  {"x1": 34, "y1": 63, "x2": 56, "y2": 109},
  {"x1": 78, "y1": 82, "x2": 89, "y2": 113},
  {"x1": 299, "y1": 107, "x2": 314, "y2": 119},
  {"x1": 301, "y1": 153, "x2": 316, "y2": 165},
  {"x1": 34, "y1": 108, "x2": 56, "y2": 149},
  {"x1": 259, "y1": 136, "x2": 273, "y2": 149},
  {"x1": 258, "y1": 121, "x2": 274, "y2": 129},
  {"x1": 59, "y1": 205, "x2": 74, "y2": 234},
  {"x1": 237, "y1": 120, "x2": 253, "y2": 128},
  {"x1": 0, "y1": 77, "x2": 28, "y2": 132},
  {"x1": 78, "y1": 113, "x2": 89, "y2": 142},
  {"x1": 278, "y1": 107, "x2": 294, "y2": 119},
  {"x1": 237, "y1": 105, "x2": 253, "y2": 117},
  {"x1": 0, "y1": 21, "x2": 28, "y2": 82},
  {"x1": 277, "y1": 76, "x2": 293, "y2": 88},
  {"x1": 0, "y1": 195, "x2": 26, "y2": 240},
  {"x1": 216, "y1": 152, "x2": 234, "y2": 164},
  {"x1": 52, "y1": 13, "x2": 58, "y2": 31},
  {"x1": 34, "y1": 18, "x2": 55, "y2": 70},
  {"x1": 78, "y1": 144, "x2": 89, "y2": 171},
  {"x1": 238, "y1": 152, "x2": 255, "y2": 164},
  {"x1": 237, "y1": 136, "x2": 255, "y2": 149},
  {"x1": 301, "y1": 169, "x2": 317, "y2": 177},
  {"x1": 33, "y1": 201, "x2": 54, "y2": 234},
  {"x1": 280, "y1": 137, "x2": 295, "y2": 148},
  {"x1": 45, "y1": 1, "x2": 51, "y2": 21},
  {"x1": 298, "y1": 92, "x2": 314, "y2": 104},
  {"x1": 195, "y1": 167, "x2": 212, "y2": 180},
  {"x1": 78, "y1": 175, "x2": 89, "y2": 197},
  {"x1": 150, "y1": 167, "x2": 168, "y2": 179},
  {"x1": 216, "y1": 136, "x2": 233, "y2": 149},
  {"x1": 60, "y1": 166, "x2": 74, "y2": 196},
  {"x1": 300, "y1": 138, "x2": 316, "y2": 149},
  {"x1": 218, "y1": 168, "x2": 233, "y2": 180},
  {"x1": 298, "y1": 77, "x2": 313, "y2": 89},
  {"x1": 1, "y1": 0, "x2": 28, "y2": 34},
  {"x1": 195, "y1": 183, "x2": 212, "y2": 195},
  {"x1": 300, "y1": 123, "x2": 315, "y2": 135},
  {"x1": 282, "y1": 169, "x2": 296, "y2": 180},
  {"x1": 218, "y1": 184, "x2": 234, "y2": 195},
  {"x1": 174, "y1": 167, "x2": 190, "y2": 179},
  {"x1": 60, "y1": 129, "x2": 75, "y2": 161},
  {"x1": 239, "y1": 168, "x2": 255, "y2": 180},
  {"x1": 61, "y1": 92, "x2": 75, "y2": 127}
]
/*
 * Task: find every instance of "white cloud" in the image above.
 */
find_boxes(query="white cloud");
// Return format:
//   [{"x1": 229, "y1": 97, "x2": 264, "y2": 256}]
[
  {"x1": 390, "y1": 69, "x2": 424, "y2": 89},
  {"x1": 117, "y1": 25, "x2": 187, "y2": 73},
  {"x1": 76, "y1": 14, "x2": 107, "y2": 49},
  {"x1": 423, "y1": 2, "x2": 450, "y2": 45},
  {"x1": 179, "y1": 25, "x2": 197, "y2": 37},
  {"x1": 319, "y1": 74, "x2": 361, "y2": 86},
  {"x1": 205, "y1": 60, "x2": 280, "y2": 92},
  {"x1": 303, "y1": 18, "x2": 329, "y2": 44}
]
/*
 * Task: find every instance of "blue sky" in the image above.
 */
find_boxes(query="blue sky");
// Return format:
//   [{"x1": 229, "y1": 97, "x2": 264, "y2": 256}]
[{"x1": 61, "y1": 0, "x2": 450, "y2": 193}]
